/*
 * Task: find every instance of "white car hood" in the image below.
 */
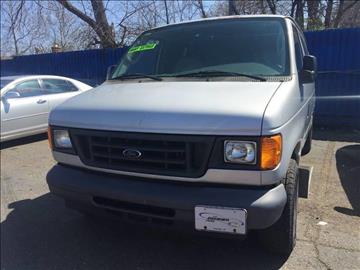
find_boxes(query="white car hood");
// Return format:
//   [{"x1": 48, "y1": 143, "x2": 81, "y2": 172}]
[{"x1": 50, "y1": 81, "x2": 281, "y2": 135}]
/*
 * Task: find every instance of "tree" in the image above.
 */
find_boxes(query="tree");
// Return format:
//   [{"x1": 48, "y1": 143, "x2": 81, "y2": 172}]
[
  {"x1": 306, "y1": 0, "x2": 321, "y2": 30},
  {"x1": 332, "y1": 0, "x2": 358, "y2": 28},
  {"x1": 228, "y1": 0, "x2": 239, "y2": 15},
  {"x1": 2, "y1": 0, "x2": 359, "y2": 58},
  {"x1": 128, "y1": 0, "x2": 198, "y2": 35},
  {"x1": 294, "y1": 0, "x2": 305, "y2": 29},
  {"x1": 163, "y1": 0, "x2": 170, "y2": 24},
  {"x1": 1, "y1": 0, "x2": 47, "y2": 56},
  {"x1": 266, "y1": 0, "x2": 277, "y2": 14},
  {"x1": 324, "y1": 0, "x2": 333, "y2": 28},
  {"x1": 195, "y1": 0, "x2": 207, "y2": 18},
  {"x1": 46, "y1": 3, "x2": 87, "y2": 50},
  {"x1": 56, "y1": 0, "x2": 116, "y2": 48},
  {"x1": 337, "y1": 0, "x2": 360, "y2": 28}
]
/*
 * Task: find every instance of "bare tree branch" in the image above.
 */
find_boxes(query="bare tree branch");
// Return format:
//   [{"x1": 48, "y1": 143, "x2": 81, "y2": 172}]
[
  {"x1": 324, "y1": 0, "x2": 333, "y2": 28},
  {"x1": 266, "y1": 0, "x2": 277, "y2": 14},
  {"x1": 195, "y1": 0, "x2": 207, "y2": 18},
  {"x1": 164, "y1": 0, "x2": 169, "y2": 24},
  {"x1": 57, "y1": 0, "x2": 116, "y2": 48},
  {"x1": 333, "y1": 0, "x2": 358, "y2": 28},
  {"x1": 228, "y1": 0, "x2": 239, "y2": 15}
]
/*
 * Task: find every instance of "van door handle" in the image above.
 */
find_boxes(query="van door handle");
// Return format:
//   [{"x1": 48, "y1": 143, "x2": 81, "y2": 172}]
[{"x1": 37, "y1": 99, "x2": 47, "y2": 104}]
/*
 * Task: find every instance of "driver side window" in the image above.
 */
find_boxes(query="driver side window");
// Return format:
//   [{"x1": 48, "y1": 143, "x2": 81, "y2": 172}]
[
  {"x1": 6, "y1": 80, "x2": 43, "y2": 98},
  {"x1": 292, "y1": 25, "x2": 304, "y2": 72}
]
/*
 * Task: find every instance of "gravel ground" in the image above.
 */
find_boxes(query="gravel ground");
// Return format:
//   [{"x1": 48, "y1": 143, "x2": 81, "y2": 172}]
[{"x1": 1, "y1": 130, "x2": 359, "y2": 270}]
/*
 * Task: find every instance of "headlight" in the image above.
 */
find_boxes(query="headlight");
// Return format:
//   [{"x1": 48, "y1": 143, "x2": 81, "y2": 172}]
[
  {"x1": 53, "y1": 129, "x2": 72, "y2": 148},
  {"x1": 224, "y1": 141, "x2": 256, "y2": 164}
]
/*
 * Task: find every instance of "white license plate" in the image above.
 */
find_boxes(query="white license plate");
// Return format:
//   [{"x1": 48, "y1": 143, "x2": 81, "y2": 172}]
[{"x1": 195, "y1": 206, "x2": 247, "y2": 235}]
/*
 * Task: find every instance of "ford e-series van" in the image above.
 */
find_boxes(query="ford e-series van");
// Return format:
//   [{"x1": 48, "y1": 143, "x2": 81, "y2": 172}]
[{"x1": 47, "y1": 15, "x2": 316, "y2": 254}]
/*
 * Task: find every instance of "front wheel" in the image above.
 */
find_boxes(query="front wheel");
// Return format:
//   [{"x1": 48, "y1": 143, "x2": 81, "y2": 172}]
[{"x1": 258, "y1": 159, "x2": 299, "y2": 255}]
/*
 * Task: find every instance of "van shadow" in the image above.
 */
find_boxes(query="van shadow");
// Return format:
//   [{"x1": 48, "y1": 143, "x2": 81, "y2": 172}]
[
  {"x1": 0, "y1": 133, "x2": 47, "y2": 150},
  {"x1": 334, "y1": 144, "x2": 360, "y2": 217},
  {"x1": 1, "y1": 194, "x2": 287, "y2": 270}
]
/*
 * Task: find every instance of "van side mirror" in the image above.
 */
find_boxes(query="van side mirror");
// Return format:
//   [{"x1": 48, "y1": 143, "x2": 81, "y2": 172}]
[
  {"x1": 106, "y1": 65, "x2": 117, "y2": 80},
  {"x1": 300, "y1": 55, "x2": 317, "y2": 83}
]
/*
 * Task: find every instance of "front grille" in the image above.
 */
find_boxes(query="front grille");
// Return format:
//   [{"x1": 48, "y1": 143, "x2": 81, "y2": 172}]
[{"x1": 70, "y1": 128, "x2": 215, "y2": 177}]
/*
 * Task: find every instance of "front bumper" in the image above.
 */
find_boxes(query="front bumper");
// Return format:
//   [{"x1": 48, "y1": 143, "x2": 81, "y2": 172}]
[{"x1": 47, "y1": 165, "x2": 287, "y2": 231}]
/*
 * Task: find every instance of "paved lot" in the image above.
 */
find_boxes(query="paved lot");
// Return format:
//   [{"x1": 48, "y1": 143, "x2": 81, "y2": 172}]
[{"x1": 1, "y1": 130, "x2": 359, "y2": 270}]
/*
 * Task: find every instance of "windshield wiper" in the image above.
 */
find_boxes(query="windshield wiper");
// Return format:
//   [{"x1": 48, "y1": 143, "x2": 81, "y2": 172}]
[
  {"x1": 111, "y1": 73, "x2": 162, "y2": 81},
  {"x1": 174, "y1": 70, "x2": 266, "y2": 81}
]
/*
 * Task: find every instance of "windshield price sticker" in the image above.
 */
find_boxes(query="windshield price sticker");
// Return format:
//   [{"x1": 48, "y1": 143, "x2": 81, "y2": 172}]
[{"x1": 128, "y1": 43, "x2": 158, "y2": 53}]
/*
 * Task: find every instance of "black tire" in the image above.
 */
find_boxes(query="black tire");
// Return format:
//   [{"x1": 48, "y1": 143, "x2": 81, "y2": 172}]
[
  {"x1": 301, "y1": 127, "x2": 312, "y2": 156},
  {"x1": 259, "y1": 159, "x2": 299, "y2": 255}
]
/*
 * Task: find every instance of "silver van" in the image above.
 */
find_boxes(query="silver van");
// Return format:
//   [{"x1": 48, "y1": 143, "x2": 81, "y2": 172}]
[{"x1": 47, "y1": 15, "x2": 316, "y2": 254}]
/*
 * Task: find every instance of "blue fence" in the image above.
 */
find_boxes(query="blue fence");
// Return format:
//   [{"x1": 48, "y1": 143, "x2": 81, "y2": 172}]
[
  {"x1": 1, "y1": 48, "x2": 127, "y2": 86},
  {"x1": 305, "y1": 28, "x2": 360, "y2": 128},
  {"x1": 1, "y1": 28, "x2": 359, "y2": 128}
]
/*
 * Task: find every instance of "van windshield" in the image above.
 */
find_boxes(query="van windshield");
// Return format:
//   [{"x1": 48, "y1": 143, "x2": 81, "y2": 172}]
[{"x1": 112, "y1": 18, "x2": 290, "y2": 79}]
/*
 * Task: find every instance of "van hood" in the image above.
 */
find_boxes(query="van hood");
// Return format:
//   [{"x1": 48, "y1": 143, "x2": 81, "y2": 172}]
[{"x1": 50, "y1": 81, "x2": 282, "y2": 135}]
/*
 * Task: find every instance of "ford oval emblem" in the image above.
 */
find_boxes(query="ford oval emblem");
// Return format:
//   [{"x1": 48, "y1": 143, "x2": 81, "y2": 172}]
[{"x1": 122, "y1": 149, "x2": 142, "y2": 159}]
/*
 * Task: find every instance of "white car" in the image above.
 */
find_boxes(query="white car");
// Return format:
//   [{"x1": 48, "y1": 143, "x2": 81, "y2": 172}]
[{"x1": 1, "y1": 75, "x2": 92, "y2": 142}]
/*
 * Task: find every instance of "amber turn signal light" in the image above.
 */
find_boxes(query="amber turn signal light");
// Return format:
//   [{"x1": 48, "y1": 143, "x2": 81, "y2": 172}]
[
  {"x1": 260, "y1": 134, "x2": 282, "y2": 170},
  {"x1": 47, "y1": 126, "x2": 53, "y2": 150}
]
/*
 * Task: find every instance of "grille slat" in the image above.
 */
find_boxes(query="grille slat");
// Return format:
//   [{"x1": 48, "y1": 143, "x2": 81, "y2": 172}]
[
  {"x1": 92, "y1": 152, "x2": 186, "y2": 165},
  {"x1": 185, "y1": 143, "x2": 192, "y2": 172},
  {"x1": 90, "y1": 142, "x2": 185, "y2": 153},
  {"x1": 70, "y1": 129, "x2": 215, "y2": 178}
]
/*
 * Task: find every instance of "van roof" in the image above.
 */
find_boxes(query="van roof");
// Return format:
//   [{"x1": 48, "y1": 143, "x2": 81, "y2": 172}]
[{"x1": 150, "y1": 15, "x2": 288, "y2": 31}]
